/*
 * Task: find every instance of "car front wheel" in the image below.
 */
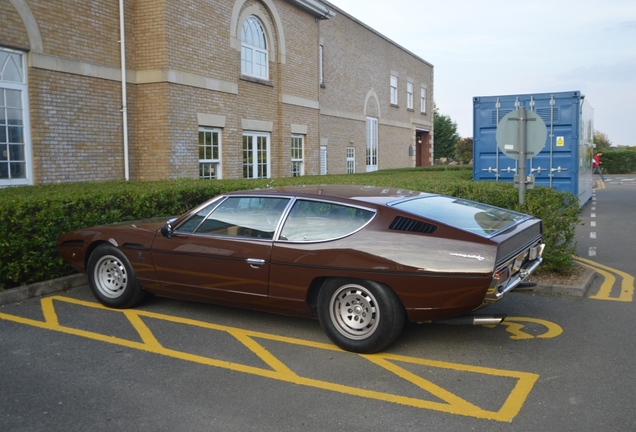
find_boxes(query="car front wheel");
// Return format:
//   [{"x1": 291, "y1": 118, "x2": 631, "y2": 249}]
[
  {"x1": 87, "y1": 244, "x2": 147, "y2": 308},
  {"x1": 317, "y1": 279, "x2": 405, "y2": 353}
]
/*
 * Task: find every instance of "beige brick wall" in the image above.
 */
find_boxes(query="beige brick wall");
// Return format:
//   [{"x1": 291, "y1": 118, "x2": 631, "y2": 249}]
[
  {"x1": 134, "y1": 0, "x2": 166, "y2": 71},
  {"x1": 0, "y1": 0, "x2": 30, "y2": 50},
  {"x1": 131, "y1": 82, "x2": 170, "y2": 180},
  {"x1": 277, "y1": 0, "x2": 320, "y2": 101},
  {"x1": 28, "y1": 0, "x2": 122, "y2": 67},
  {"x1": 1, "y1": 0, "x2": 433, "y2": 185},
  {"x1": 29, "y1": 69, "x2": 125, "y2": 183},
  {"x1": 318, "y1": 5, "x2": 434, "y2": 171}
]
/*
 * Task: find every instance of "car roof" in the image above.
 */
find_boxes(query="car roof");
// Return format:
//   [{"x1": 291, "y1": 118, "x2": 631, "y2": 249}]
[{"x1": 227, "y1": 184, "x2": 434, "y2": 206}]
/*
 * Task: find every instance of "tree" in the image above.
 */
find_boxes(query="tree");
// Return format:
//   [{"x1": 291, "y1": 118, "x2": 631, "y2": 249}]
[
  {"x1": 455, "y1": 137, "x2": 473, "y2": 164},
  {"x1": 593, "y1": 131, "x2": 612, "y2": 150},
  {"x1": 433, "y1": 107, "x2": 460, "y2": 159}
]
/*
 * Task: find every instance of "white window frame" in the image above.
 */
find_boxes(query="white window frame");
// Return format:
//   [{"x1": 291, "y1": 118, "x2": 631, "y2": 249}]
[
  {"x1": 390, "y1": 75, "x2": 398, "y2": 105},
  {"x1": 198, "y1": 127, "x2": 222, "y2": 179},
  {"x1": 241, "y1": 16, "x2": 269, "y2": 80},
  {"x1": 407, "y1": 82, "x2": 414, "y2": 110},
  {"x1": 291, "y1": 134, "x2": 304, "y2": 177},
  {"x1": 0, "y1": 48, "x2": 32, "y2": 187},
  {"x1": 420, "y1": 87, "x2": 427, "y2": 114},
  {"x1": 366, "y1": 117, "x2": 378, "y2": 172},
  {"x1": 346, "y1": 146, "x2": 355, "y2": 174},
  {"x1": 320, "y1": 145, "x2": 327, "y2": 175},
  {"x1": 243, "y1": 131, "x2": 270, "y2": 179}
]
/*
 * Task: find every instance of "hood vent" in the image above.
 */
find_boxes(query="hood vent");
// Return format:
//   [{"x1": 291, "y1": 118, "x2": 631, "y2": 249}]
[{"x1": 390, "y1": 216, "x2": 437, "y2": 234}]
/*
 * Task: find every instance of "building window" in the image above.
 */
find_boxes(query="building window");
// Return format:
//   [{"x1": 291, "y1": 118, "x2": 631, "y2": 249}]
[
  {"x1": 346, "y1": 147, "x2": 355, "y2": 174},
  {"x1": 390, "y1": 75, "x2": 398, "y2": 105},
  {"x1": 407, "y1": 82, "x2": 413, "y2": 110},
  {"x1": 0, "y1": 48, "x2": 30, "y2": 186},
  {"x1": 198, "y1": 127, "x2": 221, "y2": 179},
  {"x1": 241, "y1": 16, "x2": 268, "y2": 80},
  {"x1": 243, "y1": 132, "x2": 270, "y2": 179},
  {"x1": 421, "y1": 87, "x2": 427, "y2": 114},
  {"x1": 291, "y1": 134, "x2": 304, "y2": 177},
  {"x1": 319, "y1": 45, "x2": 324, "y2": 86},
  {"x1": 320, "y1": 145, "x2": 327, "y2": 175},
  {"x1": 366, "y1": 117, "x2": 378, "y2": 172}
]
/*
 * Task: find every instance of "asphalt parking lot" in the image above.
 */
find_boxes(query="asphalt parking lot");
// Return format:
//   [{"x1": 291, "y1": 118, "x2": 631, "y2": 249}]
[{"x1": 2, "y1": 176, "x2": 636, "y2": 431}]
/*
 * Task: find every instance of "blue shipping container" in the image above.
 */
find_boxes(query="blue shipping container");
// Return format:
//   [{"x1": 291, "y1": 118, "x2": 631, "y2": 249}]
[{"x1": 473, "y1": 91, "x2": 594, "y2": 206}]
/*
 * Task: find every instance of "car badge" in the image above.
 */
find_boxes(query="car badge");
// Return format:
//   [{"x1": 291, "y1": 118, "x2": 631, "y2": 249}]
[{"x1": 449, "y1": 253, "x2": 486, "y2": 261}]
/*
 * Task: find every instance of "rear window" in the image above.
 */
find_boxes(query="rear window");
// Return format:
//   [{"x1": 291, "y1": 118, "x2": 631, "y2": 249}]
[
  {"x1": 279, "y1": 200, "x2": 375, "y2": 242},
  {"x1": 391, "y1": 196, "x2": 528, "y2": 237}
]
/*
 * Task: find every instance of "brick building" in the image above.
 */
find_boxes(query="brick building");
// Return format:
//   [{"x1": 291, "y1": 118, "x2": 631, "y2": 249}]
[{"x1": 0, "y1": 0, "x2": 433, "y2": 186}]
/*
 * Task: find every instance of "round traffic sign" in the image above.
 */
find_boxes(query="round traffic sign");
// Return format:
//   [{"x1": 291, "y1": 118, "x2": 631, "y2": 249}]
[{"x1": 496, "y1": 109, "x2": 547, "y2": 160}]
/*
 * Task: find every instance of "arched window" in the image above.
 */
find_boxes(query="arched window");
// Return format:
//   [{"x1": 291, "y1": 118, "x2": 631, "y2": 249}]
[
  {"x1": 241, "y1": 16, "x2": 268, "y2": 80},
  {"x1": 0, "y1": 48, "x2": 31, "y2": 186}
]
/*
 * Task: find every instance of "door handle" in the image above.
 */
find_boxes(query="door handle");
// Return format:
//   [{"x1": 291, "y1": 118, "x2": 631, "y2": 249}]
[{"x1": 246, "y1": 258, "x2": 266, "y2": 268}]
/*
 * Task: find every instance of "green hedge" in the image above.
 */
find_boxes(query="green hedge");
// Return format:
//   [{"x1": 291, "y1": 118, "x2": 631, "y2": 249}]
[
  {"x1": 0, "y1": 166, "x2": 579, "y2": 290},
  {"x1": 601, "y1": 149, "x2": 636, "y2": 174}
]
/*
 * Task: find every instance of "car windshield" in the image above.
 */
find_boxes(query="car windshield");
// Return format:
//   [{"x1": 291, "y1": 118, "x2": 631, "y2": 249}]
[{"x1": 391, "y1": 196, "x2": 528, "y2": 237}]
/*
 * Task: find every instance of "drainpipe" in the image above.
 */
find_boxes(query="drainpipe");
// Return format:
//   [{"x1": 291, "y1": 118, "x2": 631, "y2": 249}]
[{"x1": 119, "y1": 0, "x2": 130, "y2": 180}]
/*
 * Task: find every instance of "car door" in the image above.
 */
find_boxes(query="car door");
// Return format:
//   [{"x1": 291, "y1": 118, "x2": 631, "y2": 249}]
[{"x1": 150, "y1": 196, "x2": 290, "y2": 305}]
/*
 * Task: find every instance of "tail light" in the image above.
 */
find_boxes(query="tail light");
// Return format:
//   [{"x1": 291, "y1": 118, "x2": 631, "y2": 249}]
[{"x1": 489, "y1": 265, "x2": 511, "y2": 295}]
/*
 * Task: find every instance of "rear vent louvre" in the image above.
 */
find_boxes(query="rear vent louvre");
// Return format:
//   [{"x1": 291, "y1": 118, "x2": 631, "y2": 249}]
[{"x1": 390, "y1": 216, "x2": 437, "y2": 234}]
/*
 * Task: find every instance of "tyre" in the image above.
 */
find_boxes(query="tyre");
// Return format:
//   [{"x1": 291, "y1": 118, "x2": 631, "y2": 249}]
[
  {"x1": 317, "y1": 278, "x2": 405, "y2": 353},
  {"x1": 86, "y1": 244, "x2": 147, "y2": 308}
]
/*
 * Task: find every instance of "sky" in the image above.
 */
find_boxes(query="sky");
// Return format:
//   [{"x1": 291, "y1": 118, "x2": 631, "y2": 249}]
[{"x1": 329, "y1": 0, "x2": 636, "y2": 147}]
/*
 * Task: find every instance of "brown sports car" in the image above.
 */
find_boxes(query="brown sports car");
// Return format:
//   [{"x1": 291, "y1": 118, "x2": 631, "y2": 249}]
[{"x1": 57, "y1": 185, "x2": 544, "y2": 353}]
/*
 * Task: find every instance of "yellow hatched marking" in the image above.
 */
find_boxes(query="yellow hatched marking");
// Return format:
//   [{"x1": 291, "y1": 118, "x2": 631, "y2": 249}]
[
  {"x1": 123, "y1": 310, "x2": 163, "y2": 349},
  {"x1": 575, "y1": 256, "x2": 634, "y2": 302},
  {"x1": 0, "y1": 295, "x2": 540, "y2": 422},
  {"x1": 362, "y1": 354, "x2": 482, "y2": 412},
  {"x1": 41, "y1": 297, "x2": 59, "y2": 326},
  {"x1": 374, "y1": 353, "x2": 539, "y2": 422},
  {"x1": 227, "y1": 329, "x2": 298, "y2": 377}
]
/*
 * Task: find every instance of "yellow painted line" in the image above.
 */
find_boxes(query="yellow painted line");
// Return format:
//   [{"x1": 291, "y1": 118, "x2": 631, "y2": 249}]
[
  {"x1": 226, "y1": 329, "x2": 298, "y2": 376},
  {"x1": 41, "y1": 297, "x2": 59, "y2": 326},
  {"x1": 123, "y1": 310, "x2": 163, "y2": 349},
  {"x1": 0, "y1": 295, "x2": 540, "y2": 422},
  {"x1": 370, "y1": 352, "x2": 539, "y2": 422},
  {"x1": 363, "y1": 354, "x2": 483, "y2": 412},
  {"x1": 575, "y1": 256, "x2": 634, "y2": 302}
]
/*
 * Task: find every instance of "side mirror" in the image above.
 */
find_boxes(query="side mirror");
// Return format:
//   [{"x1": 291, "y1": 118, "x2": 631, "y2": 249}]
[{"x1": 161, "y1": 223, "x2": 173, "y2": 239}]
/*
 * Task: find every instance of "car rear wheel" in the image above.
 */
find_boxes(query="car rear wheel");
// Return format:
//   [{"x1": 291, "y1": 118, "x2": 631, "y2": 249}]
[
  {"x1": 317, "y1": 279, "x2": 405, "y2": 353},
  {"x1": 87, "y1": 244, "x2": 147, "y2": 308}
]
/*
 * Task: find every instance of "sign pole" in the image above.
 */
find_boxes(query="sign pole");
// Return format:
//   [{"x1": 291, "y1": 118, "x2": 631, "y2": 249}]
[
  {"x1": 495, "y1": 107, "x2": 546, "y2": 205},
  {"x1": 518, "y1": 107, "x2": 527, "y2": 205}
]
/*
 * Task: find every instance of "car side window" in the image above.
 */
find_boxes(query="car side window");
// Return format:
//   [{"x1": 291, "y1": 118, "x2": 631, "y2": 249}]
[
  {"x1": 279, "y1": 200, "x2": 374, "y2": 241},
  {"x1": 175, "y1": 202, "x2": 219, "y2": 233},
  {"x1": 196, "y1": 197, "x2": 290, "y2": 239}
]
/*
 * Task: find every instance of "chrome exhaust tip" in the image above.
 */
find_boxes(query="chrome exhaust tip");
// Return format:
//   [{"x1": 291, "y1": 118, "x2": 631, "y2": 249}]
[{"x1": 430, "y1": 314, "x2": 507, "y2": 326}]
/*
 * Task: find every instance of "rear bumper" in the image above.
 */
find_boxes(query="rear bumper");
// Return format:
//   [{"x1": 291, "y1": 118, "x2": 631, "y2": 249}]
[{"x1": 484, "y1": 243, "x2": 545, "y2": 304}]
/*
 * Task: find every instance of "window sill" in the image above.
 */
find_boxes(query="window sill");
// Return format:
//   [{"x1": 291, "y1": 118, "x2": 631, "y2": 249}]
[
  {"x1": 407, "y1": 108, "x2": 414, "y2": 112},
  {"x1": 390, "y1": 103, "x2": 399, "y2": 109},
  {"x1": 240, "y1": 75, "x2": 274, "y2": 87}
]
